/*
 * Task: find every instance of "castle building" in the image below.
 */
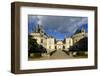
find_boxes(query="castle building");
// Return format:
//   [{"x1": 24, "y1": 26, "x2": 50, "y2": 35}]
[
  {"x1": 30, "y1": 24, "x2": 87, "y2": 53},
  {"x1": 30, "y1": 24, "x2": 55, "y2": 53},
  {"x1": 64, "y1": 38, "x2": 73, "y2": 51},
  {"x1": 55, "y1": 40, "x2": 64, "y2": 50},
  {"x1": 72, "y1": 27, "x2": 87, "y2": 44}
]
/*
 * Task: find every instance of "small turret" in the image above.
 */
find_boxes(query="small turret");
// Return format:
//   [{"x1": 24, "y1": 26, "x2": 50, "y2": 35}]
[{"x1": 81, "y1": 26, "x2": 85, "y2": 33}]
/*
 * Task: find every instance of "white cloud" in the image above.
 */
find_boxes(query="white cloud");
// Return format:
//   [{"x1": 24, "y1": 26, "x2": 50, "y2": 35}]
[{"x1": 28, "y1": 15, "x2": 88, "y2": 35}]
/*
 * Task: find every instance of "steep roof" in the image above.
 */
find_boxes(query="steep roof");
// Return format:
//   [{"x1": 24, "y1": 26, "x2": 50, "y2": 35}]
[
  {"x1": 74, "y1": 25, "x2": 85, "y2": 35},
  {"x1": 74, "y1": 29, "x2": 82, "y2": 35}
]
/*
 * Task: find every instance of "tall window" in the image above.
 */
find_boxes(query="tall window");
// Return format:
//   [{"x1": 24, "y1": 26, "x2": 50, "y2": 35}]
[
  {"x1": 55, "y1": 46, "x2": 56, "y2": 49},
  {"x1": 41, "y1": 39, "x2": 43, "y2": 43},
  {"x1": 63, "y1": 46, "x2": 65, "y2": 49},
  {"x1": 49, "y1": 46, "x2": 51, "y2": 49}
]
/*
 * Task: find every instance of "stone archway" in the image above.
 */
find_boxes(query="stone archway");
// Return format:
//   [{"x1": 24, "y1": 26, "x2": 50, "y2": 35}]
[{"x1": 56, "y1": 41, "x2": 64, "y2": 50}]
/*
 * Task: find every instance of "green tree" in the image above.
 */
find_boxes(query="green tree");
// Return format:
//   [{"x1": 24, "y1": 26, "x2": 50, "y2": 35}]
[{"x1": 28, "y1": 34, "x2": 47, "y2": 57}]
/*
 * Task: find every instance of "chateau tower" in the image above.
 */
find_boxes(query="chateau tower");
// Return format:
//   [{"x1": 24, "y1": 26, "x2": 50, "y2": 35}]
[{"x1": 81, "y1": 25, "x2": 85, "y2": 33}]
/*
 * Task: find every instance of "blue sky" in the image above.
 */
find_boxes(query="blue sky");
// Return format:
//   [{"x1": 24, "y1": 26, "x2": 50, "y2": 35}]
[{"x1": 28, "y1": 15, "x2": 88, "y2": 40}]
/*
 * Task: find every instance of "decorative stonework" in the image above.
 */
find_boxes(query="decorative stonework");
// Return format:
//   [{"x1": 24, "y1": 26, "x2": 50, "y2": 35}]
[{"x1": 30, "y1": 24, "x2": 87, "y2": 53}]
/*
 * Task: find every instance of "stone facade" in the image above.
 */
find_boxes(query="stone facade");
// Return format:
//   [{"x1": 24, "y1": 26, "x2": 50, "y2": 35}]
[
  {"x1": 64, "y1": 38, "x2": 73, "y2": 51},
  {"x1": 29, "y1": 24, "x2": 86, "y2": 53},
  {"x1": 72, "y1": 27, "x2": 87, "y2": 44}
]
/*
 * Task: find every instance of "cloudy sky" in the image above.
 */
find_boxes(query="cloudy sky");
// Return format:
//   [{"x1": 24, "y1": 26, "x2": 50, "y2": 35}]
[{"x1": 28, "y1": 15, "x2": 88, "y2": 40}]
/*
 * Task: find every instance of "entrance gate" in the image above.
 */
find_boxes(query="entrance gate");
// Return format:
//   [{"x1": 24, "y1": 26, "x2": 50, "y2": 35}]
[{"x1": 56, "y1": 41, "x2": 64, "y2": 50}]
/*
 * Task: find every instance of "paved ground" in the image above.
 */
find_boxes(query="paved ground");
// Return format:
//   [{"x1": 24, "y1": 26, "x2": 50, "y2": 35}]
[
  {"x1": 29, "y1": 50, "x2": 75, "y2": 60},
  {"x1": 50, "y1": 50, "x2": 73, "y2": 59}
]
